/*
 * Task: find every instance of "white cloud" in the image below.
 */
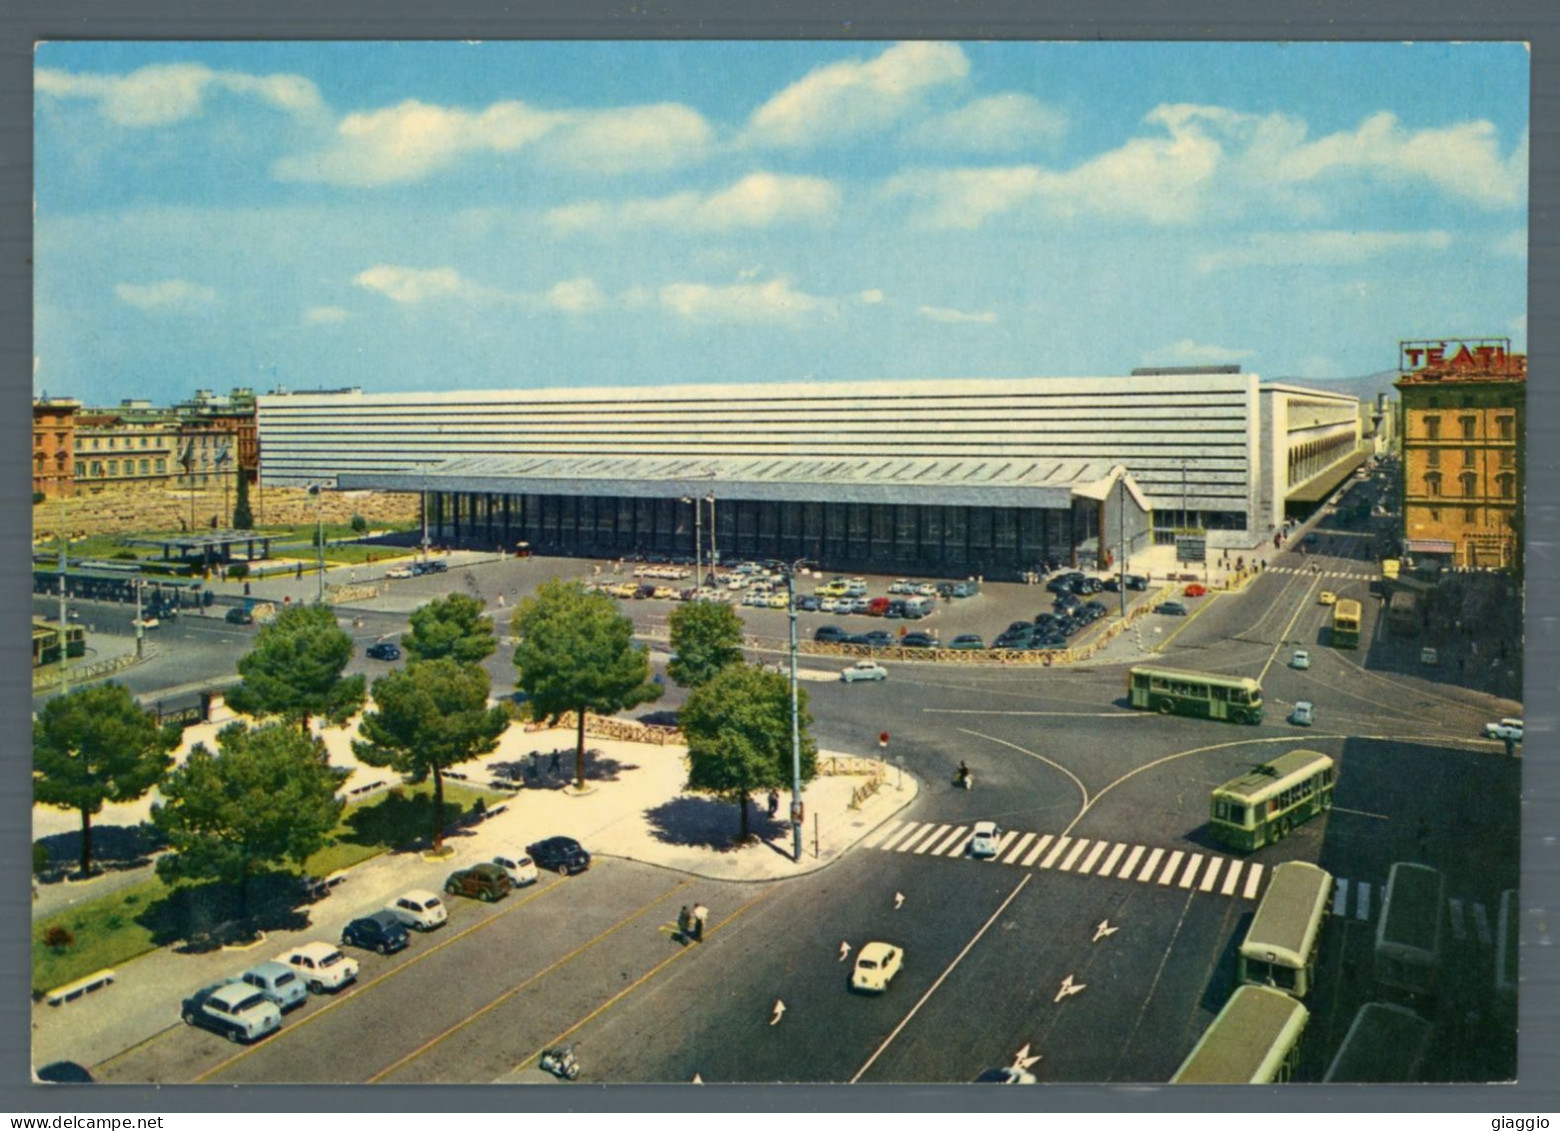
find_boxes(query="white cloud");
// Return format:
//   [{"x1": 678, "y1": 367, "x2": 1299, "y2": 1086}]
[
  {"x1": 37, "y1": 63, "x2": 323, "y2": 127},
  {"x1": 746, "y1": 41, "x2": 969, "y2": 148},
  {"x1": 114, "y1": 278, "x2": 215, "y2": 313},
  {"x1": 546, "y1": 173, "x2": 839, "y2": 234},
  {"x1": 658, "y1": 278, "x2": 829, "y2": 324},
  {"x1": 353, "y1": 264, "x2": 468, "y2": 304},
  {"x1": 545, "y1": 103, "x2": 713, "y2": 174},
  {"x1": 303, "y1": 305, "x2": 349, "y2": 325},
  {"x1": 1495, "y1": 229, "x2": 1527, "y2": 258},
  {"x1": 1195, "y1": 230, "x2": 1453, "y2": 273},
  {"x1": 911, "y1": 93, "x2": 1068, "y2": 153},
  {"x1": 918, "y1": 304, "x2": 996, "y2": 325},
  {"x1": 1142, "y1": 339, "x2": 1256, "y2": 366},
  {"x1": 545, "y1": 277, "x2": 605, "y2": 314},
  {"x1": 274, "y1": 99, "x2": 561, "y2": 187},
  {"x1": 859, "y1": 288, "x2": 885, "y2": 305}
]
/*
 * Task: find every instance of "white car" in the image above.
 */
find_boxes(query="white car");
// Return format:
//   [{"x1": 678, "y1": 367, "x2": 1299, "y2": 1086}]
[
  {"x1": 237, "y1": 960, "x2": 309, "y2": 1013},
  {"x1": 1485, "y1": 718, "x2": 1524, "y2": 742},
  {"x1": 276, "y1": 942, "x2": 359, "y2": 993},
  {"x1": 1291, "y1": 649, "x2": 1311, "y2": 670},
  {"x1": 386, "y1": 889, "x2": 448, "y2": 931},
  {"x1": 851, "y1": 941, "x2": 904, "y2": 993},
  {"x1": 841, "y1": 660, "x2": 888, "y2": 683},
  {"x1": 819, "y1": 596, "x2": 841, "y2": 613},
  {"x1": 181, "y1": 981, "x2": 282, "y2": 1043},
  {"x1": 491, "y1": 850, "x2": 539, "y2": 887},
  {"x1": 385, "y1": 565, "x2": 415, "y2": 579},
  {"x1": 1291, "y1": 700, "x2": 1314, "y2": 727},
  {"x1": 968, "y1": 820, "x2": 1003, "y2": 859}
]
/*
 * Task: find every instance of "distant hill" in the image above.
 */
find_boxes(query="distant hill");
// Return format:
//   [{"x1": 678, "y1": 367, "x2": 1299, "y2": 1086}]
[{"x1": 1271, "y1": 369, "x2": 1401, "y2": 405}]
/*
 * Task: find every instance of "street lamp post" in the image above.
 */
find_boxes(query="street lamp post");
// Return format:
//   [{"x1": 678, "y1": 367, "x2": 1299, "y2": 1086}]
[
  {"x1": 784, "y1": 558, "x2": 810, "y2": 863},
  {"x1": 681, "y1": 496, "x2": 703, "y2": 589},
  {"x1": 421, "y1": 471, "x2": 431, "y2": 564},
  {"x1": 1118, "y1": 476, "x2": 1128, "y2": 619},
  {"x1": 310, "y1": 484, "x2": 326, "y2": 603},
  {"x1": 706, "y1": 494, "x2": 718, "y2": 580}
]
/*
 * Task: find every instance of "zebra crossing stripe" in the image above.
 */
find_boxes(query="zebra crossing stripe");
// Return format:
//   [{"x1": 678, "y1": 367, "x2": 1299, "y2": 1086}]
[
  {"x1": 1199, "y1": 857, "x2": 1223, "y2": 892},
  {"x1": 878, "y1": 822, "x2": 919, "y2": 851},
  {"x1": 1003, "y1": 832, "x2": 1037, "y2": 865},
  {"x1": 1137, "y1": 848, "x2": 1165, "y2": 882},
  {"x1": 1179, "y1": 854, "x2": 1204, "y2": 889},
  {"x1": 1022, "y1": 835, "x2": 1054, "y2": 867},
  {"x1": 862, "y1": 820, "x2": 902, "y2": 850},
  {"x1": 1221, "y1": 861, "x2": 1244, "y2": 897},
  {"x1": 1119, "y1": 845, "x2": 1145, "y2": 881},
  {"x1": 1059, "y1": 839, "x2": 1090, "y2": 872},
  {"x1": 1356, "y1": 881, "x2": 1371, "y2": 921},
  {"x1": 1332, "y1": 878, "x2": 1348, "y2": 917},
  {"x1": 1243, "y1": 863, "x2": 1265, "y2": 900},
  {"x1": 1039, "y1": 837, "x2": 1073, "y2": 869},
  {"x1": 1450, "y1": 898, "x2": 1468, "y2": 941},
  {"x1": 1097, "y1": 843, "x2": 1128, "y2": 878},
  {"x1": 923, "y1": 826, "x2": 966, "y2": 855},
  {"x1": 1474, "y1": 901, "x2": 1493, "y2": 946},
  {"x1": 1077, "y1": 841, "x2": 1109, "y2": 875},
  {"x1": 989, "y1": 830, "x2": 1019, "y2": 860},
  {"x1": 898, "y1": 824, "x2": 941, "y2": 853},
  {"x1": 943, "y1": 830, "x2": 976, "y2": 857},
  {"x1": 1157, "y1": 851, "x2": 1185, "y2": 886}
]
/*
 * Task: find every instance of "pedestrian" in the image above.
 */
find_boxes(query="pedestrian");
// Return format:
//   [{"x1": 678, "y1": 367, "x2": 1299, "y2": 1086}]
[
  {"x1": 549, "y1": 749, "x2": 561, "y2": 774},
  {"x1": 243, "y1": 581, "x2": 251, "y2": 596},
  {"x1": 767, "y1": 790, "x2": 779, "y2": 818},
  {"x1": 296, "y1": 562, "x2": 304, "y2": 580},
  {"x1": 692, "y1": 903, "x2": 708, "y2": 942},
  {"x1": 677, "y1": 905, "x2": 691, "y2": 942},
  {"x1": 529, "y1": 751, "x2": 539, "y2": 777}
]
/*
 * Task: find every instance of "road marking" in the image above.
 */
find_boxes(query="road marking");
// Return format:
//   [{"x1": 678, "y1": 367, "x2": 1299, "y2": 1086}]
[
  {"x1": 1157, "y1": 851, "x2": 1185, "y2": 886},
  {"x1": 1058, "y1": 839, "x2": 1090, "y2": 872},
  {"x1": 1077, "y1": 841, "x2": 1108, "y2": 875},
  {"x1": 929, "y1": 826, "x2": 969, "y2": 856},
  {"x1": 912, "y1": 824, "x2": 955, "y2": 854},
  {"x1": 989, "y1": 830, "x2": 1019, "y2": 860},
  {"x1": 943, "y1": 830, "x2": 976, "y2": 857},
  {"x1": 1332, "y1": 806, "x2": 1391, "y2": 821},
  {"x1": 1243, "y1": 863, "x2": 1265, "y2": 900},
  {"x1": 1221, "y1": 861, "x2": 1244, "y2": 897},
  {"x1": 1356, "y1": 881, "x2": 1371, "y2": 920},
  {"x1": 897, "y1": 824, "x2": 941, "y2": 853},
  {"x1": 1096, "y1": 843, "x2": 1127, "y2": 878},
  {"x1": 1039, "y1": 837, "x2": 1072, "y2": 869},
  {"x1": 1022, "y1": 835, "x2": 1053, "y2": 867},
  {"x1": 1002, "y1": 832, "x2": 1037, "y2": 864},
  {"x1": 1450, "y1": 898, "x2": 1468, "y2": 941},
  {"x1": 1137, "y1": 847, "x2": 1164, "y2": 882},
  {"x1": 1474, "y1": 901, "x2": 1493, "y2": 946},
  {"x1": 1332, "y1": 878, "x2": 1348, "y2": 917},
  {"x1": 1199, "y1": 857, "x2": 1223, "y2": 892},
  {"x1": 850, "y1": 875, "x2": 1032, "y2": 1084},
  {"x1": 1119, "y1": 845, "x2": 1145, "y2": 880},
  {"x1": 1178, "y1": 854, "x2": 1204, "y2": 889},
  {"x1": 862, "y1": 820, "x2": 903, "y2": 849},
  {"x1": 878, "y1": 822, "x2": 919, "y2": 851}
]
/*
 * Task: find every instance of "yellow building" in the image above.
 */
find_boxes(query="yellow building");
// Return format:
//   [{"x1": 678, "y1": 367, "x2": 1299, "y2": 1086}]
[{"x1": 1395, "y1": 339, "x2": 1524, "y2": 571}]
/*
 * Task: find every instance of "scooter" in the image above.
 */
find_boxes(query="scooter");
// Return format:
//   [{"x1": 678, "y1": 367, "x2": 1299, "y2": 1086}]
[
  {"x1": 540, "y1": 1044, "x2": 581, "y2": 1081},
  {"x1": 954, "y1": 769, "x2": 973, "y2": 791}
]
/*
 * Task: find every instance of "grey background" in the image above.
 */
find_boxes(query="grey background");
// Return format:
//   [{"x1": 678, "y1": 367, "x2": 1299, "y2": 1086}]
[{"x1": 0, "y1": 0, "x2": 1553, "y2": 1115}]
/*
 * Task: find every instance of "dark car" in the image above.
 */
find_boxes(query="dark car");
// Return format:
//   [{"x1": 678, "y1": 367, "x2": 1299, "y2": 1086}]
[
  {"x1": 1077, "y1": 576, "x2": 1103, "y2": 594},
  {"x1": 948, "y1": 634, "x2": 985, "y2": 650},
  {"x1": 1044, "y1": 575, "x2": 1074, "y2": 595},
  {"x1": 884, "y1": 600, "x2": 907, "y2": 619},
  {"x1": 1125, "y1": 574, "x2": 1149, "y2": 591},
  {"x1": 900, "y1": 632, "x2": 936, "y2": 649},
  {"x1": 814, "y1": 625, "x2": 848, "y2": 643},
  {"x1": 795, "y1": 594, "x2": 821, "y2": 612},
  {"x1": 1102, "y1": 577, "x2": 1121, "y2": 592},
  {"x1": 527, "y1": 836, "x2": 591, "y2": 876},
  {"x1": 950, "y1": 580, "x2": 979, "y2": 598},
  {"x1": 1033, "y1": 612, "x2": 1060, "y2": 627},
  {"x1": 1053, "y1": 592, "x2": 1081, "y2": 611},
  {"x1": 860, "y1": 630, "x2": 896, "y2": 649},
  {"x1": 341, "y1": 910, "x2": 410, "y2": 955},
  {"x1": 419, "y1": 559, "x2": 448, "y2": 574},
  {"x1": 225, "y1": 606, "x2": 254, "y2": 625},
  {"x1": 1159, "y1": 600, "x2": 1189, "y2": 616},
  {"x1": 444, "y1": 863, "x2": 512, "y2": 902},
  {"x1": 365, "y1": 641, "x2": 401, "y2": 661},
  {"x1": 1036, "y1": 633, "x2": 1069, "y2": 648}
]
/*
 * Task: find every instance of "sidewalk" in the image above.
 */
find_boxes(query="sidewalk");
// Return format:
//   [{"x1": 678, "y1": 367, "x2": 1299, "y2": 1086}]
[{"x1": 31, "y1": 722, "x2": 917, "y2": 1071}]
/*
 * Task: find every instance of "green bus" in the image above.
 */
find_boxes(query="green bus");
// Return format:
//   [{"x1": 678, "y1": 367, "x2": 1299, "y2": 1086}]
[
  {"x1": 1331, "y1": 598, "x2": 1362, "y2": 649},
  {"x1": 1171, "y1": 985, "x2": 1309, "y2": 1084},
  {"x1": 1127, "y1": 666, "x2": 1264, "y2": 725},
  {"x1": 1322, "y1": 1002, "x2": 1433, "y2": 1083},
  {"x1": 1209, "y1": 749, "x2": 1336, "y2": 852},
  {"x1": 1374, "y1": 862, "x2": 1444, "y2": 1000},
  {"x1": 1239, "y1": 861, "x2": 1334, "y2": 998}
]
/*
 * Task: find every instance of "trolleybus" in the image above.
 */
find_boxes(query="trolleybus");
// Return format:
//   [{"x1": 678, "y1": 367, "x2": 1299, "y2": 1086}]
[
  {"x1": 1208, "y1": 749, "x2": 1335, "y2": 852},
  {"x1": 1331, "y1": 598, "x2": 1361, "y2": 649},
  {"x1": 1170, "y1": 985, "x2": 1309, "y2": 1084},
  {"x1": 1321, "y1": 1002, "x2": 1433, "y2": 1083},
  {"x1": 1238, "y1": 861, "x2": 1333, "y2": 998},
  {"x1": 1386, "y1": 589, "x2": 1419, "y2": 636},
  {"x1": 1127, "y1": 666, "x2": 1264, "y2": 725},
  {"x1": 1374, "y1": 862, "x2": 1444, "y2": 1000}
]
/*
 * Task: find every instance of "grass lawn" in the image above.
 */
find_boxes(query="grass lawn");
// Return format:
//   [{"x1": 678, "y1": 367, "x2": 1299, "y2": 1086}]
[{"x1": 31, "y1": 779, "x2": 504, "y2": 993}]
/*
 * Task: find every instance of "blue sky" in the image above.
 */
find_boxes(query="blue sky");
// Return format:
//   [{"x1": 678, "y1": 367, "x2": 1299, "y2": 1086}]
[{"x1": 34, "y1": 40, "x2": 1528, "y2": 406}]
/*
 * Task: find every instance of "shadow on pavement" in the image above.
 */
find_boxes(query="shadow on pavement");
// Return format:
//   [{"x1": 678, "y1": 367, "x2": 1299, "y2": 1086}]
[{"x1": 643, "y1": 796, "x2": 789, "y2": 851}]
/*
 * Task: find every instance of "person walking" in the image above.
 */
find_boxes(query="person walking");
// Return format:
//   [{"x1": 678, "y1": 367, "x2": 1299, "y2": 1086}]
[
  {"x1": 767, "y1": 790, "x2": 780, "y2": 819},
  {"x1": 677, "y1": 905, "x2": 691, "y2": 943},
  {"x1": 691, "y1": 903, "x2": 708, "y2": 942},
  {"x1": 549, "y1": 749, "x2": 562, "y2": 774}
]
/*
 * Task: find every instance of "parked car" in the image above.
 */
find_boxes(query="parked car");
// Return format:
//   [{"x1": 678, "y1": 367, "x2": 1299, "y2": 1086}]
[
  {"x1": 768, "y1": 593, "x2": 789, "y2": 609},
  {"x1": 851, "y1": 941, "x2": 904, "y2": 993},
  {"x1": 386, "y1": 889, "x2": 448, "y2": 931},
  {"x1": 385, "y1": 565, "x2": 416, "y2": 579},
  {"x1": 1053, "y1": 592, "x2": 1081, "y2": 611},
  {"x1": 899, "y1": 632, "x2": 936, "y2": 649},
  {"x1": 1124, "y1": 574, "x2": 1149, "y2": 591},
  {"x1": 884, "y1": 600, "x2": 907, "y2": 619},
  {"x1": 814, "y1": 625, "x2": 848, "y2": 644},
  {"x1": 1184, "y1": 583, "x2": 1208, "y2": 598},
  {"x1": 417, "y1": 559, "x2": 448, "y2": 574},
  {"x1": 795, "y1": 594, "x2": 821, "y2": 612},
  {"x1": 841, "y1": 660, "x2": 888, "y2": 683},
  {"x1": 131, "y1": 615, "x2": 159, "y2": 630},
  {"x1": 950, "y1": 580, "x2": 979, "y2": 598},
  {"x1": 860, "y1": 630, "x2": 896, "y2": 649},
  {"x1": 491, "y1": 849, "x2": 539, "y2": 887},
  {"x1": 444, "y1": 863, "x2": 512, "y2": 902},
  {"x1": 237, "y1": 961, "x2": 308, "y2": 1013},
  {"x1": 1291, "y1": 649, "x2": 1311, "y2": 670},
  {"x1": 968, "y1": 820, "x2": 1003, "y2": 858},
  {"x1": 888, "y1": 579, "x2": 918, "y2": 595},
  {"x1": 276, "y1": 942, "x2": 359, "y2": 993},
  {"x1": 1291, "y1": 700, "x2": 1314, "y2": 727},
  {"x1": 365, "y1": 641, "x2": 401, "y2": 661},
  {"x1": 1077, "y1": 577, "x2": 1103, "y2": 594},
  {"x1": 341, "y1": 910, "x2": 411, "y2": 955},
  {"x1": 1317, "y1": 591, "x2": 1337, "y2": 606},
  {"x1": 867, "y1": 597, "x2": 891, "y2": 617},
  {"x1": 948, "y1": 634, "x2": 985, "y2": 650},
  {"x1": 181, "y1": 981, "x2": 283, "y2": 1043},
  {"x1": 1158, "y1": 601, "x2": 1188, "y2": 616},
  {"x1": 225, "y1": 606, "x2": 255, "y2": 625},
  {"x1": 819, "y1": 596, "x2": 841, "y2": 613},
  {"x1": 527, "y1": 836, "x2": 592, "y2": 876},
  {"x1": 1484, "y1": 717, "x2": 1524, "y2": 742}
]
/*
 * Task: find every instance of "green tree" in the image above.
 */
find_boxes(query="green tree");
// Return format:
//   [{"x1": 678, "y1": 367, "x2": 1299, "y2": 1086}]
[
  {"x1": 667, "y1": 600, "x2": 746, "y2": 689},
  {"x1": 350, "y1": 513, "x2": 368, "y2": 534},
  {"x1": 232, "y1": 468, "x2": 253, "y2": 530},
  {"x1": 227, "y1": 602, "x2": 366, "y2": 734},
  {"x1": 401, "y1": 592, "x2": 497, "y2": 664},
  {"x1": 512, "y1": 578, "x2": 662, "y2": 789},
  {"x1": 33, "y1": 683, "x2": 179, "y2": 877},
  {"x1": 680, "y1": 663, "x2": 817, "y2": 840},
  {"x1": 153, "y1": 722, "x2": 348, "y2": 926},
  {"x1": 352, "y1": 659, "x2": 510, "y2": 852}
]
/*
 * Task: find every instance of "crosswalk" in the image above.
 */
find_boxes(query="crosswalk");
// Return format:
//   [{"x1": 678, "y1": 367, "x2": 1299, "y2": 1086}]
[
  {"x1": 1265, "y1": 566, "x2": 1377, "y2": 581},
  {"x1": 867, "y1": 818, "x2": 1498, "y2": 947}
]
